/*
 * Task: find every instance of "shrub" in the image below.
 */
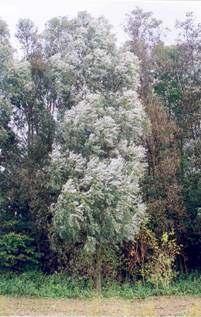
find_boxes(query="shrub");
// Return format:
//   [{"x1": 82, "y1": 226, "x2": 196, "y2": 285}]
[
  {"x1": 141, "y1": 232, "x2": 180, "y2": 288},
  {"x1": 0, "y1": 232, "x2": 39, "y2": 271}
]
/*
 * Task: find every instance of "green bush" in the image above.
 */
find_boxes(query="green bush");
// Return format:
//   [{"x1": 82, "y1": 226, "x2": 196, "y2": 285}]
[{"x1": 0, "y1": 233, "x2": 39, "y2": 271}]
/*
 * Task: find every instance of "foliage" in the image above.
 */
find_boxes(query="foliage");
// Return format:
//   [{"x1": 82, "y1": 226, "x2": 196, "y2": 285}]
[
  {"x1": 0, "y1": 232, "x2": 38, "y2": 271},
  {"x1": 124, "y1": 7, "x2": 163, "y2": 100},
  {"x1": 124, "y1": 7, "x2": 187, "y2": 277},
  {"x1": 143, "y1": 99, "x2": 186, "y2": 240},
  {"x1": 153, "y1": 12, "x2": 201, "y2": 269},
  {"x1": 0, "y1": 7, "x2": 201, "y2": 285},
  {"x1": 141, "y1": 232, "x2": 180, "y2": 288},
  {"x1": 0, "y1": 271, "x2": 201, "y2": 299},
  {"x1": 50, "y1": 14, "x2": 147, "y2": 290},
  {"x1": 121, "y1": 226, "x2": 179, "y2": 288}
]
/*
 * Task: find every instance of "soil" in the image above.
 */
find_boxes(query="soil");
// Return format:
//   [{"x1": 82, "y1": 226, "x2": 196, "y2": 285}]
[{"x1": 0, "y1": 295, "x2": 201, "y2": 316}]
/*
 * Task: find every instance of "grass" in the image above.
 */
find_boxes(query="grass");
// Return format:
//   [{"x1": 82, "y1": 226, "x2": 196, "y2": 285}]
[{"x1": 0, "y1": 271, "x2": 201, "y2": 299}]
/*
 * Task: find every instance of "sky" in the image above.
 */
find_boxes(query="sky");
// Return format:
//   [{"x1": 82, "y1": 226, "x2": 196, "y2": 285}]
[{"x1": 1, "y1": 0, "x2": 201, "y2": 49}]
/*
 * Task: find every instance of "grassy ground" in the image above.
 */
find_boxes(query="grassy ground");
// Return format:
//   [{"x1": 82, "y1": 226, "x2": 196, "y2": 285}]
[
  {"x1": 0, "y1": 295, "x2": 201, "y2": 316},
  {"x1": 0, "y1": 272, "x2": 201, "y2": 299},
  {"x1": 0, "y1": 273, "x2": 201, "y2": 316}
]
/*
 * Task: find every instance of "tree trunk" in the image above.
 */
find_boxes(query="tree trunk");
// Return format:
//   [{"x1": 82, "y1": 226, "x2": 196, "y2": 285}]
[{"x1": 95, "y1": 244, "x2": 102, "y2": 294}]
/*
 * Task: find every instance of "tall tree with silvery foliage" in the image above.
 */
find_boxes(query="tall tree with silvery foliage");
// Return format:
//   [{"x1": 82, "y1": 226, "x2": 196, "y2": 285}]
[{"x1": 50, "y1": 12, "x2": 147, "y2": 291}]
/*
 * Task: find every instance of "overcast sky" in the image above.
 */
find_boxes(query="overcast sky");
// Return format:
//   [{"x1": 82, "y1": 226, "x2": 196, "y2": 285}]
[{"x1": 1, "y1": 0, "x2": 201, "y2": 49}]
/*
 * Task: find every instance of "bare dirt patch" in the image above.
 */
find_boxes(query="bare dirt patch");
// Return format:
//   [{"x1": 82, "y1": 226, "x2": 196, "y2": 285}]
[{"x1": 0, "y1": 295, "x2": 201, "y2": 316}]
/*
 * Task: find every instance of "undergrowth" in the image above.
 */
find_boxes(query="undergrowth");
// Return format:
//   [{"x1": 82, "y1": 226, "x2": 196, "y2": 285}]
[{"x1": 0, "y1": 271, "x2": 200, "y2": 299}]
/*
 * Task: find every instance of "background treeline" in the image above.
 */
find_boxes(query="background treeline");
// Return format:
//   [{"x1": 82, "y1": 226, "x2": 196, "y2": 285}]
[{"x1": 0, "y1": 7, "x2": 200, "y2": 290}]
